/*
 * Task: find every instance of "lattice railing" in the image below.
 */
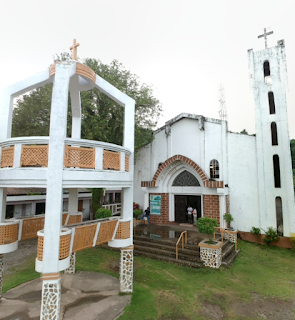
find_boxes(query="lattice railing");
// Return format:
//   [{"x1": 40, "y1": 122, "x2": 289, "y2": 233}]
[
  {"x1": 1, "y1": 147, "x2": 14, "y2": 168},
  {"x1": 64, "y1": 145, "x2": 95, "y2": 169},
  {"x1": 96, "y1": 220, "x2": 118, "y2": 245},
  {"x1": 21, "y1": 145, "x2": 48, "y2": 167},
  {"x1": 115, "y1": 221, "x2": 130, "y2": 239},
  {"x1": 67, "y1": 214, "x2": 83, "y2": 225},
  {"x1": 125, "y1": 154, "x2": 130, "y2": 172},
  {"x1": 37, "y1": 230, "x2": 71, "y2": 261},
  {"x1": 72, "y1": 224, "x2": 97, "y2": 252},
  {"x1": 0, "y1": 223, "x2": 18, "y2": 245},
  {"x1": 103, "y1": 150, "x2": 120, "y2": 171},
  {"x1": 22, "y1": 217, "x2": 45, "y2": 240}
]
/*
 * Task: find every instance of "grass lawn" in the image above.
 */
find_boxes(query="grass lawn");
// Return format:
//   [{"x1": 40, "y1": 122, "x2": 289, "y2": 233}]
[{"x1": 3, "y1": 240, "x2": 295, "y2": 319}]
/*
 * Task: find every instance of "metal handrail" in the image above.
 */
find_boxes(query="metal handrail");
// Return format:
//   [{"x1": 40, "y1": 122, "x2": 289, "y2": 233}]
[{"x1": 175, "y1": 231, "x2": 187, "y2": 260}]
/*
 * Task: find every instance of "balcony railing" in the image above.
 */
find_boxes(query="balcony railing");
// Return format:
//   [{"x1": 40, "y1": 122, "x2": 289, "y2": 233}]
[{"x1": 0, "y1": 137, "x2": 131, "y2": 172}]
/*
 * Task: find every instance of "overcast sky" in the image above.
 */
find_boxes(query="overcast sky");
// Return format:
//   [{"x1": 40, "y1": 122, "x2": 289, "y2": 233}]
[{"x1": 1, "y1": 0, "x2": 295, "y2": 137}]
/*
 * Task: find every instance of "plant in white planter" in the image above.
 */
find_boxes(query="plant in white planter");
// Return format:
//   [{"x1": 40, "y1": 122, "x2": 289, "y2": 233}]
[
  {"x1": 197, "y1": 217, "x2": 218, "y2": 244},
  {"x1": 224, "y1": 213, "x2": 234, "y2": 229}
]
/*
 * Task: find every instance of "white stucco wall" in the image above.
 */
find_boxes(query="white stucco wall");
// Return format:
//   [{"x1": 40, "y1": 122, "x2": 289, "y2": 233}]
[{"x1": 227, "y1": 133, "x2": 259, "y2": 231}]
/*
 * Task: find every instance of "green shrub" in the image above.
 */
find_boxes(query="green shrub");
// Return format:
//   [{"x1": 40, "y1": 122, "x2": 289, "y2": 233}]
[
  {"x1": 262, "y1": 227, "x2": 279, "y2": 245},
  {"x1": 133, "y1": 209, "x2": 142, "y2": 219},
  {"x1": 95, "y1": 208, "x2": 112, "y2": 219},
  {"x1": 250, "y1": 226, "x2": 261, "y2": 239},
  {"x1": 197, "y1": 217, "x2": 218, "y2": 243},
  {"x1": 224, "y1": 213, "x2": 234, "y2": 223}
]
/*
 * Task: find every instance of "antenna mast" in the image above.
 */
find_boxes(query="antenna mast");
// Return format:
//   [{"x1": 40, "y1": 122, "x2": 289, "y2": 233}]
[{"x1": 218, "y1": 84, "x2": 228, "y2": 121}]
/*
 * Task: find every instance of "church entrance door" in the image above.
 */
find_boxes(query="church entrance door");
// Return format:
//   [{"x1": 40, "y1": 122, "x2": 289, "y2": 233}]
[{"x1": 174, "y1": 195, "x2": 201, "y2": 223}]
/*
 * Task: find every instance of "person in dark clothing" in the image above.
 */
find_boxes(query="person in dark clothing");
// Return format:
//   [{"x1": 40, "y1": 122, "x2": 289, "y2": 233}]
[{"x1": 144, "y1": 207, "x2": 150, "y2": 226}]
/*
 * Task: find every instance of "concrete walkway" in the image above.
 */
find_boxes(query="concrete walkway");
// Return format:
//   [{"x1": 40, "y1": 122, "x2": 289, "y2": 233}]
[{"x1": 0, "y1": 271, "x2": 131, "y2": 320}]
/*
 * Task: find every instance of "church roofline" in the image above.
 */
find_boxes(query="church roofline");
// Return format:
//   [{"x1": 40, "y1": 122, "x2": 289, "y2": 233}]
[{"x1": 154, "y1": 113, "x2": 223, "y2": 135}]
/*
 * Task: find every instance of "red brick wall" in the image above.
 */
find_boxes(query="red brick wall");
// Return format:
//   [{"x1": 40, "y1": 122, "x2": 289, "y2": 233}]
[
  {"x1": 203, "y1": 195, "x2": 220, "y2": 226},
  {"x1": 149, "y1": 193, "x2": 172, "y2": 225}
]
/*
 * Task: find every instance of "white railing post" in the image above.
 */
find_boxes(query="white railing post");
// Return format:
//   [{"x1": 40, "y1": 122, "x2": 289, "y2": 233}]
[
  {"x1": 13, "y1": 144, "x2": 22, "y2": 168},
  {"x1": 95, "y1": 147, "x2": 103, "y2": 170}
]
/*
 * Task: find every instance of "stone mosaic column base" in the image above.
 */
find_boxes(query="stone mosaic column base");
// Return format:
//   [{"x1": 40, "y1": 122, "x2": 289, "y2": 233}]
[
  {"x1": 0, "y1": 254, "x2": 3, "y2": 302},
  {"x1": 120, "y1": 245, "x2": 133, "y2": 293},
  {"x1": 64, "y1": 252, "x2": 76, "y2": 275},
  {"x1": 199, "y1": 240, "x2": 223, "y2": 269},
  {"x1": 40, "y1": 273, "x2": 61, "y2": 320}
]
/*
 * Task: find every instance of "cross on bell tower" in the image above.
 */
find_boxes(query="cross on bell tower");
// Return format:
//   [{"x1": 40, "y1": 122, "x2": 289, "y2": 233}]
[
  {"x1": 70, "y1": 39, "x2": 80, "y2": 60},
  {"x1": 258, "y1": 28, "x2": 273, "y2": 49}
]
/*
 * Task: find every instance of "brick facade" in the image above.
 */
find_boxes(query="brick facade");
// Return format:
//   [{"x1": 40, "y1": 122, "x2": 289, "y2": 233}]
[
  {"x1": 203, "y1": 195, "x2": 220, "y2": 226},
  {"x1": 149, "y1": 193, "x2": 172, "y2": 225}
]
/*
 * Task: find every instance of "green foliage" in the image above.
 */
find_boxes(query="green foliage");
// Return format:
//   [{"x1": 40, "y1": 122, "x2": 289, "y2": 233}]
[
  {"x1": 95, "y1": 208, "x2": 112, "y2": 219},
  {"x1": 197, "y1": 217, "x2": 218, "y2": 242},
  {"x1": 224, "y1": 213, "x2": 234, "y2": 223},
  {"x1": 250, "y1": 226, "x2": 261, "y2": 239},
  {"x1": 133, "y1": 209, "x2": 142, "y2": 218},
  {"x1": 240, "y1": 129, "x2": 248, "y2": 135},
  {"x1": 290, "y1": 232, "x2": 295, "y2": 250},
  {"x1": 12, "y1": 56, "x2": 162, "y2": 150},
  {"x1": 91, "y1": 188, "x2": 104, "y2": 215},
  {"x1": 262, "y1": 227, "x2": 280, "y2": 245}
]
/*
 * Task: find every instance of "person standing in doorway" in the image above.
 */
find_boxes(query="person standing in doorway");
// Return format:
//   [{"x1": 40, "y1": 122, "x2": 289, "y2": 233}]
[
  {"x1": 144, "y1": 207, "x2": 150, "y2": 226},
  {"x1": 187, "y1": 205, "x2": 193, "y2": 223},
  {"x1": 193, "y1": 208, "x2": 197, "y2": 226}
]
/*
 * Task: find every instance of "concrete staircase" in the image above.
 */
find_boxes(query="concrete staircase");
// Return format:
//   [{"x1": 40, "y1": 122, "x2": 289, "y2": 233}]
[
  {"x1": 133, "y1": 235, "x2": 240, "y2": 268},
  {"x1": 133, "y1": 235, "x2": 202, "y2": 268}
]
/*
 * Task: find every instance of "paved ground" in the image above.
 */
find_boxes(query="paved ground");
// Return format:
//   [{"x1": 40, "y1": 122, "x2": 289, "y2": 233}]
[{"x1": 1, "y1": 271, "x2": 131, "y2": 320}]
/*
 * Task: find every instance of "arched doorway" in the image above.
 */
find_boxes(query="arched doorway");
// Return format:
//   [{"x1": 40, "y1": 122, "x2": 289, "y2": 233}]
[{"x1": 172, "y1": 170, "x2": 202, "y2": 223}]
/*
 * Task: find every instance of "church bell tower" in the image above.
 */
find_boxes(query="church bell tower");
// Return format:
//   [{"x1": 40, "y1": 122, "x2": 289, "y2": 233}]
[{"x1": 248, "y1": 33, "x2": 295, "y2": 237}]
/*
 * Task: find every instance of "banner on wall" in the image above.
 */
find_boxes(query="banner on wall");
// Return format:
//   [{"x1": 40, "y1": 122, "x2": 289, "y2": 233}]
[{"x1": 150, "y1": 195, "x2": 161, "y2": 215}]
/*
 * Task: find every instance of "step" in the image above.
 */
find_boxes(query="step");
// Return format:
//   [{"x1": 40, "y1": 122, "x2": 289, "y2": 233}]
[
  {"x1": 134, "y1": 249, "x2": 203, "y2": 268},
  {"x1": 133, "y1": 236, "x2": 199, "y2": 251},
  {"x1": 222, "y1": 249, "x2": 240, "y2": 266},
  {"x1": 134, "y1": 244, "x2": 201, "y2": 263},
  {"x1": 134, "y1": 239, "x2": 200, "y2": 255}
]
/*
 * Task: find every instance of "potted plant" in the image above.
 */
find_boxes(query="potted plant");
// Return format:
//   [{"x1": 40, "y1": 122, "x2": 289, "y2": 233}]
[
  {"x1": 224, "y1": 213, "x2": 234, "y2": 229},
  {"x1": 197, "y1": 217, "x2": 218, "y2": 244},
  {"x1": 197, "y1": 217, "x2": 222, "y2": 269}
]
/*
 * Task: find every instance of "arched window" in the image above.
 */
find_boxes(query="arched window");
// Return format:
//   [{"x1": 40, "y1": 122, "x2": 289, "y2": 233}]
[
  {"x1": 209, "y1": 160, "x2": 219, "y2": 179},
  {"x1": 273, "y1": 155, "x2": 281, "y2": 188},
  {"x1": 263, "y1": 61, "x2": 270, "y2": 77},
  {"x1": 271, "y1": 122, "x2": 278, "y2": 145},
  {"x1": 275, "y1": 197, "x2": 283, "y2": 236},
  {"x1": 268, "y1": 92, "x2": 276, "y2": 114},
  {"x1": 172, "y1": 170, "x2": 200, "y2": 186}
]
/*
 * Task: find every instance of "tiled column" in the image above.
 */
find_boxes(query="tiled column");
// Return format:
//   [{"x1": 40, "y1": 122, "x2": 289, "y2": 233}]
[
  {"x1": 64, "y1": 252, "x2": 76, "y2": 275},
  {"x1": 40, "y1": 273, "x2": 61, "y2": 320},
  {"x1": 120, "y1": 245, "x2": 133, "y2": 293}
]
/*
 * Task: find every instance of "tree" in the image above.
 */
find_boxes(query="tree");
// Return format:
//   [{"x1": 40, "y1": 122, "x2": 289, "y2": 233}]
[
  {"x1": 240, "y1": 129, "x2": 248, "y2": 135},
  {"x1": 12, "y1": 56, "x2": 162, "y2": 149}
]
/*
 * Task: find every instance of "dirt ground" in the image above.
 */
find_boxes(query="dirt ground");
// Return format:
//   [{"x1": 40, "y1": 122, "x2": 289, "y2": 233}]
[{"x1": 3, "y1": 239, "x2": 295, "y2": 320}]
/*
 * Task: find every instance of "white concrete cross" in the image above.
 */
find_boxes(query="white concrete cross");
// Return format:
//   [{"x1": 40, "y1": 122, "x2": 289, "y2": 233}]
[
  {"x1": 70, "y1": 39, "x2": 80, "y2": 60},
  {"x1": 258, "y1": 28, "x2": 273, "y2": 49}
]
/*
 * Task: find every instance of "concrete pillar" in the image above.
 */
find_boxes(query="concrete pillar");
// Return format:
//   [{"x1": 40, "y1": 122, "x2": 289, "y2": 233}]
[
  {"x1": 68, "y1": 189, "x2": 78, "y2": 214},
  {"x1": 0, "y1": 254, "x2": 3, "y2": 301},
  {"x1": 64, "y1": 252, "x2": 76, "y2": 275},
  {"x1": 120, "y1": 245, "x2": 133, "y2": 293},
  {"x1": 40, "y1": 273, "x2": 61, "y2": 320},
  {"x1": 0, "y1": 188, "x2": 7, "y2": 223}
]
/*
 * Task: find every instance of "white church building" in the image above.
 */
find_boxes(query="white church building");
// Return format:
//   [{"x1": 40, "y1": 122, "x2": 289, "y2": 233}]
[{"x1": 134, "y1": 39, "x2": 295, "y2": 238}]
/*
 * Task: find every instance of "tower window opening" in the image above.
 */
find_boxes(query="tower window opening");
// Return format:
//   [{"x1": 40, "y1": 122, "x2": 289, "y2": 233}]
[
  {"x1": 273, "y1": 155, "x2": 281, "y2": 188},
  {"x1": 271, "y1": 122, "x2": 278, "y2": 145},
  {"x1": 275, "y1": 197, "x2": 283, "y2": 236},
  {"x1": 268, "y1": 92, "x2": 276, "y2": 114},
  {"x1": 263, "y1": 61, "x2": 270, "y2": 77},
  {"x1": 210, "y1": 159, "x2": 219, "y2": 179}
]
